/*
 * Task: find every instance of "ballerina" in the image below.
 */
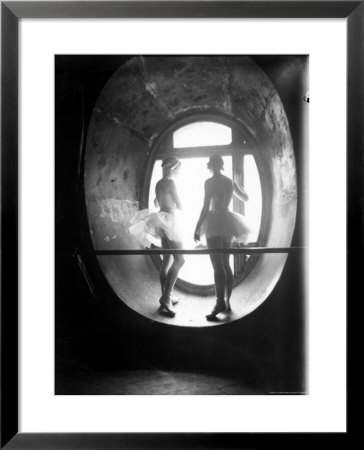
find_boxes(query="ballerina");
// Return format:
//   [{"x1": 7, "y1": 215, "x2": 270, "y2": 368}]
[
  {"x1": 194, "y1": 154, "x2": 252, "y2": 321},
  {"x1": 129, "y1": 155, "x2": 185, "y2": 317}
]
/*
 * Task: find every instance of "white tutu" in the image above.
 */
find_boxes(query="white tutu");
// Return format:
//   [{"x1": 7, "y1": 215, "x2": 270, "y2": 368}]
[
  {"x1": 129, "y1": 208, "x2": 183, "y2": 248},
  {"x1": 200, "y1": 210, "x2": 253, "y2": 245}
]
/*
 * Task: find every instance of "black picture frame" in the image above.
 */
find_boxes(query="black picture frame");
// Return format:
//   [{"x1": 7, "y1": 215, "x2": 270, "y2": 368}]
[{"x1": 1, "y1": 1, "x2": 357, "y2": 448}]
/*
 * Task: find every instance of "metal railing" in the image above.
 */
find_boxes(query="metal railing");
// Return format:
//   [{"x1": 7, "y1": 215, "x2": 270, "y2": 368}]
[{"x1": 89, "y1": 247, "x2": 304, "y2": 256}]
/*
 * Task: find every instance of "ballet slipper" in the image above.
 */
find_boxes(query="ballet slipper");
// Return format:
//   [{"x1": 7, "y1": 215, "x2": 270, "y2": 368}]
[
  {"x1": 225, "y1": 299, "x2": 231, "y2": 312},
  {"x1": 159, "y1": 296, "x2": 176, "y2": 317},
  {"x1": 206, "y1": 300, "x2": 226, "y2": 320},
  {"x1": 170, "y1": 295, "x2": 180, "y2": 305},
  {"x1": 206, "y1": 314, "x2": 219, "y2": 322}
]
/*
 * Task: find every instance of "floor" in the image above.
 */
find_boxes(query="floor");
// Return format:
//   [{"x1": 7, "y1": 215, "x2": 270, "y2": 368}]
[{"x1": 55, "y1": 358, "x2": 265, "y2": 395}]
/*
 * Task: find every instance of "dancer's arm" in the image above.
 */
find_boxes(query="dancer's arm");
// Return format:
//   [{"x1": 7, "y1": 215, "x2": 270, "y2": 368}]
[
  {"x1": 233, "y1": 174, "x2": 249, "y2": 201},
  {"x1": 194, "y1": 181, "x2": 211, "y2": 242},
  {"x1": 155, "y1": 179, "x2": 162, "y2": 208}
]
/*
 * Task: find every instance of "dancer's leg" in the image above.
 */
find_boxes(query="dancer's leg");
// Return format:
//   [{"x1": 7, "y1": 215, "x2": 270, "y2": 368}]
[
  {"x1": 159, "y1": 234, "x2": 176, "y2": 316},
  {"x1": 207, "y1": 237, "x2": 226, "y2": 301},
  {"x1": 159, "y1": 238, "x2": 184, "y2": 317},
  {"x1": 160, "y1": 236, "x2": 172, "y2": 294},
  {"x1": 206, "y1": 237, "x2": 227, "y2": 320},
  {"x1": 222, "y1": 238, "x2": 233, "y2": 310},
  {"x1": 163, "y1": 240, "x2": 185, "y2": 298}
]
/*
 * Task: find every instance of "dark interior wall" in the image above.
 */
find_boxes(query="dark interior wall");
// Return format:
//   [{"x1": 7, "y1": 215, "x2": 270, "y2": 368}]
[{"x1": 55, "y1": 55, "x2": 307, "y2": 393}]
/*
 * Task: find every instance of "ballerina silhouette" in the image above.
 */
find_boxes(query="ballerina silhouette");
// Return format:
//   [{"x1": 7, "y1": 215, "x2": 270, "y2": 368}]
[
  {"x1": 194, "y1": 155, "x2": 252, "y2": 320},
  {"x1": 129, "y1": 156, "x2": 184, "y2": 317}
]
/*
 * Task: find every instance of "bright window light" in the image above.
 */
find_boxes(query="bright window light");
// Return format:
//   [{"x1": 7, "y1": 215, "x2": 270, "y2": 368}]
[
  {"x1": 149, "y1": 123, "x2": 262, "y2": 288},
  {"x1": 244, "y1": 155, "x2": 262, "y2": 242},
  {"x1": 149, "y1": 156, "x2": 233, "y2": 286},
  {"x1": 173, "y1": 121, "x2": 232, "y2": 148}
]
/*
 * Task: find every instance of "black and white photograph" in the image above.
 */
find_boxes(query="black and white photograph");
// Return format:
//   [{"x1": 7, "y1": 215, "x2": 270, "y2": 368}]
[
  {"x1": 2, "y1": 0, "x2": 355, "y2": 444},
  {"x1": 55, "y1": 55, "x2": 308, "y2": 396}
]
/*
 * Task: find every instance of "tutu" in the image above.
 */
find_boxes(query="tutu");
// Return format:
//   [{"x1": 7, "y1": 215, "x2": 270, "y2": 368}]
[
  {"x1": 200, "y1": 210, "x2": 253, "y2": 245},
  {"x1": 129, "y1": 208, "x2": 183, "y2": 248}
]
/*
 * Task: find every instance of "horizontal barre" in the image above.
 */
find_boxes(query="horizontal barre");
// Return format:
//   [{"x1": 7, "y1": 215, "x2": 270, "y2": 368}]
[{"x1": 84, "y1": 247, "x2": 305, "y2": 256}]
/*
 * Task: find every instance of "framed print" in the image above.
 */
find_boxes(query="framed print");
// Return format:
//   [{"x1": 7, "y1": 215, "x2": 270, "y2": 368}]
[{"x1": 1, "y1": 0, "x2": 357, "y2": 447}]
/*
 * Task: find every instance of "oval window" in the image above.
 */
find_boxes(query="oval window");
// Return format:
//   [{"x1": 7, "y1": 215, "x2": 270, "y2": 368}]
[{"x1": 84, "y1": 55, "x2": 298, "y2": 328}]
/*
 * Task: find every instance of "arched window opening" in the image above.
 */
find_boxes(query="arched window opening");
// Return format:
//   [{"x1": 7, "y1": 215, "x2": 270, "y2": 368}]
[
  {"x1": 147, "y1": 119, "x2": 263, "y2": 292},
  {"x1": 173, "y1": 121, "x2": 232, "y2": 148}
]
